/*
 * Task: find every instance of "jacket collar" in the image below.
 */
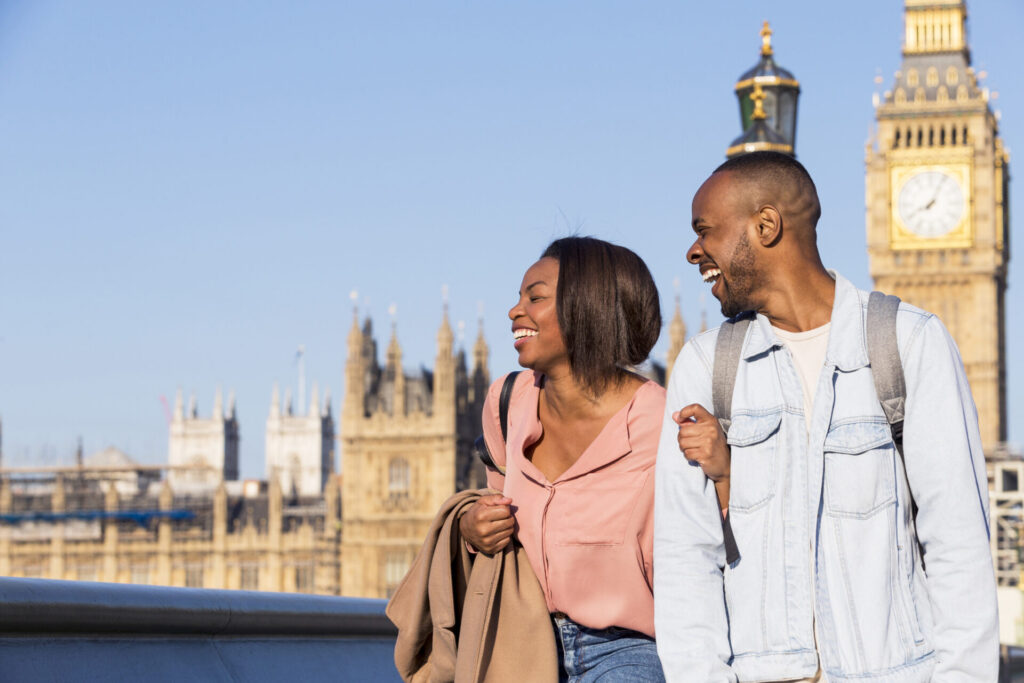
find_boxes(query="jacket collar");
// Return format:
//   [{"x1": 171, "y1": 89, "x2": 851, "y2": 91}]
[
  {"x1": 743, "y1": 270, "x2": 868, "y2": 372},
  {"x1": 823, "y1": 271, "x2": 870, "y2": 372}
]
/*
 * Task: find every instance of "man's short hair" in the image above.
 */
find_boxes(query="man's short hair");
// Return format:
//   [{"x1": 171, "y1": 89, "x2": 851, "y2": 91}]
[
  {"x1": 541, "y1": 236, "x2": 661, "y2": 394},
  {"x1": 714, "y1": 151, "x2": 822, "y2": 226}
]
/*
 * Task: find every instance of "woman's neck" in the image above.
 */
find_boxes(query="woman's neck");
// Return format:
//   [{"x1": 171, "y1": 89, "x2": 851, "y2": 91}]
[{"x1": 539, "y1": 366, "x2": 640, "y2": 422}]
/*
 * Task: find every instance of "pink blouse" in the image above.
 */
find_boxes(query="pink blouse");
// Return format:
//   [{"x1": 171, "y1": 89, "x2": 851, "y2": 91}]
[{"x1": 481, "y1": 371, "x2": 664, "y2": 638}]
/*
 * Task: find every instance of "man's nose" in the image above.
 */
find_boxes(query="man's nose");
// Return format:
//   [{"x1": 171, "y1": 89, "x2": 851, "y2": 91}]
[{"x1": 686, "y1": 240, "x2": 703, "y2": 264}]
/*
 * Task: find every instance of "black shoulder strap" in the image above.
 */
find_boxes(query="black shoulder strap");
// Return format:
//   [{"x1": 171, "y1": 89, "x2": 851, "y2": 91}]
[
  {"x1": 712, "y1": 315, "x2": 752, "y2": 566},
  {"x1": 498, "y1": 371, "x2": 520, "y2": 443},
  {"x1": 473, "y1": 372, "x2": 521, "y2": 475}
]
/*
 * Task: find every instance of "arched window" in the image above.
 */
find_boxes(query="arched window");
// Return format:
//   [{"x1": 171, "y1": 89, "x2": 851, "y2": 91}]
[
  {"x1": 906, "y1": 69, "x2": 919, "y2": 87},
  {"x1": 926, "y1": 67, "x2": 939, "y2": 87},
  {"x1": 388, "y1": 458, "x2": 410, "y2": 496},
  {"x1": 946, "y1": 66, "x2": 959, "y2": 86}
]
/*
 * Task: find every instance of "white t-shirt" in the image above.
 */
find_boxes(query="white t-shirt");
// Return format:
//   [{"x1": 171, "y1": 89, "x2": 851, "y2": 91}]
[
  {"x1": 770, "y1": 321, "x2": 831, "y2": 683},
  {"x1": 772, "y1": 322, "x2": 831, "y2": 433}
]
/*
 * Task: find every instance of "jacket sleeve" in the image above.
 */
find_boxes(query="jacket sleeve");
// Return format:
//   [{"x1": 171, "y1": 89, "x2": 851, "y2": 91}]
[
  {"x1": 654, "y1": 338, "x2": 737, "y2": 682},
  {"x1": 900, "y1": 313, "x2": 998, "y2": 680}
]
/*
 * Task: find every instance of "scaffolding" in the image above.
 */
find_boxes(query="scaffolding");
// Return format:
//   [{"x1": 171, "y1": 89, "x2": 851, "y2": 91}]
[{"x1": 989, "y1": 444, "x2": 1024, "y2": 587}]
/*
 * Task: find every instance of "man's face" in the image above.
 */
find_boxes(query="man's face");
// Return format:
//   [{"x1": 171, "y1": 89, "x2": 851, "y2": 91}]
[{"x1": 687, "y1": 171, "x2": 762, "y2": 318}]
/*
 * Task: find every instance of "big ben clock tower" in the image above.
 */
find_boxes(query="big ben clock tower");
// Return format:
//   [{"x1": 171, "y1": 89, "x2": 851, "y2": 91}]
[{"x1": 866, "y1": 0, "x2": 1010, "y2": 452}]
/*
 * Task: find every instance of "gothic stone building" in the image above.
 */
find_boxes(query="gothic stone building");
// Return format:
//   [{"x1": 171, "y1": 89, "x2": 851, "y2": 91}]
[{"x1": 339, "y1": 307, "x2": 490, "y2": 597}]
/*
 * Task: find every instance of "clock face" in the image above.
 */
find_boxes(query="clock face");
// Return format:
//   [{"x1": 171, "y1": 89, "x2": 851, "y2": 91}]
[{"x1": 897, "y1": 170, "x2": 966, "y2": 238}]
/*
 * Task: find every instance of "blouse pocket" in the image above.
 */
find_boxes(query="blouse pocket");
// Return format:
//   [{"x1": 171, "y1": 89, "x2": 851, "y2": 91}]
[
  {"x1": 824, "y1": 420, "x2": 896, "y2": 518},
  {"x1": 555, "y1": 471, "x2": 649, "y2": 546},
  {"x1": 726, "y1": 410, "x2": 782, "y2": 512}
]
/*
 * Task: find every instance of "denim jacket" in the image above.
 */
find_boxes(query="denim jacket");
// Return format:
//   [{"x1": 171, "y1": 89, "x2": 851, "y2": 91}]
[{"x1": 653, "y1": 272, "x2": 998, "y2": 682}]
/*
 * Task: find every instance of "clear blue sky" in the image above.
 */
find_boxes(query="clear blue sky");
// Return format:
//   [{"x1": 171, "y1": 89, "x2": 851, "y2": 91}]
[{"x1": 1, "y1": 1, "x2": 1021, "y2": 478}]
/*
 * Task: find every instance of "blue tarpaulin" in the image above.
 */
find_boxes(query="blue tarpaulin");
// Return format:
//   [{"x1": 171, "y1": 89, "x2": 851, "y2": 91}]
[{"x1": 0, "y1": 509, "x2": 195, "y2": 526}]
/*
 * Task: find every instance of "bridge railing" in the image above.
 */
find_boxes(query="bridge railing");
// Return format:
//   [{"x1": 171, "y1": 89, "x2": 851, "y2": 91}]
[
  {"x1": 0, "y1": 577, "x2": 401, "y2": 682},
  {"x1": 3, "y1": 576, "x2": 1023, "y2": 681}
]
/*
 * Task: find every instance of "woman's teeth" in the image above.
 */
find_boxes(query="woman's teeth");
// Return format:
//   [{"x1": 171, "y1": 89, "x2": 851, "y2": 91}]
[{"x1": 513, "y1": 329, "x2": 538, "y2": 339}]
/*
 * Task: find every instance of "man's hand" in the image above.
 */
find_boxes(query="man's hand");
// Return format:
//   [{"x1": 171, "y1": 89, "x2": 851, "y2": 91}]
[
  {"x1": 673, "y1": 403, "x2": 731, "y2": 509},
  {"x1": 459, "y1": 494, "x2": 515, "y2": 554}
]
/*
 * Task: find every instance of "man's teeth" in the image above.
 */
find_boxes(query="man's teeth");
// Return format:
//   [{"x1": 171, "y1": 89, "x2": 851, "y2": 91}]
[
  {"x1": 513, "y1": 329, "x2": 538, "y2": 339},
  {"x1": 702, "y1": 268, "x2": 722, "y2": 283}
]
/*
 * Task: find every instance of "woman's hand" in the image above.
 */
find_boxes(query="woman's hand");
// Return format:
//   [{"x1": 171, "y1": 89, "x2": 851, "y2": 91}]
[
  {"x1": 673, "y1": 403, "x2": 731, "y2": 510},
  {"x1": 459, "y1": 494, "x2": 515, "y2": 554}
]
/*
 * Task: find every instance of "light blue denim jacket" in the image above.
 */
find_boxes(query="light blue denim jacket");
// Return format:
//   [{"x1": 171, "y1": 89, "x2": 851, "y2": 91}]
[{"x1": 653, "y1": 272, "x2": 998, "y2": 682}]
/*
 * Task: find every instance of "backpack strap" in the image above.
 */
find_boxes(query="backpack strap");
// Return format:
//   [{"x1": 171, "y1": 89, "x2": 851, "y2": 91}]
[
  {"x1": 712, "y1": 314, "x2": 752, "y2": 566},
  {"x1": 713, "y1": 314, "x2": 753, "y2": 435},
  {"x1": 866, "y1": 292, "x2": 923, "y2": 565},
  {"x1": 473, "y1": 371, "x2": 521, "y2": 476},
  {"x1": 866, "y1": 292, "x2": 906, "y2": 456}
]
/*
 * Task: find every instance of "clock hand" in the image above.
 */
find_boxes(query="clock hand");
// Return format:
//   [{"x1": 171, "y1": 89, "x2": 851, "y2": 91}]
[
  {"x1": 910, "y1": 175, "x2": 949, "y2": 216},
  {"x1": 926, "y1": 175, "x2": 949, "y2": 206}
]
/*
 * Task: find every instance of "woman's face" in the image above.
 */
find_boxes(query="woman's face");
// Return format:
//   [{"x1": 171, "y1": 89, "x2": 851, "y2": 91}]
[{"x1": 508, "y1": 257, "x2": 568, "y2": 373}]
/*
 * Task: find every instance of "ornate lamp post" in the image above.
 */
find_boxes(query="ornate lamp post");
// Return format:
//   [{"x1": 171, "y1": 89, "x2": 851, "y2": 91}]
[{"x1": 726, "y1": 22, "x2": 801, "y2": 158}]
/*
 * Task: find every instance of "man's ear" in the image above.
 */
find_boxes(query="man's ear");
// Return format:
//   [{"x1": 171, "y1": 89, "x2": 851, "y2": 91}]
[{"x1": 756, "y1": 205, "x2": 782, "y2": 247}]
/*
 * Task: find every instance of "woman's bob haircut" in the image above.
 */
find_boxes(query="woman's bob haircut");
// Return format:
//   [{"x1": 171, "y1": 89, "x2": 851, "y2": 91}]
[{"x1": 541, "y1": 236, "x2": 661, "y2": 394}]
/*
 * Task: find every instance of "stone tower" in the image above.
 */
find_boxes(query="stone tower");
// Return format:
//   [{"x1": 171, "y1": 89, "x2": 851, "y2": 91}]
[
  {"x1": 265, "y1": 382, "x2": 335, "y2": 498},
  {"x1": 866, "y1": 0, "x2": 1009, "y2": 452},
  {"x1": 167, "y1": 388, "x2": 239, "y2": 492},
  {"x1": 340, "y1": 302, "x2": 488, "y2": 598},
  {"x1": 665, "y1": 294, "x2": 688, "y2": 381}
]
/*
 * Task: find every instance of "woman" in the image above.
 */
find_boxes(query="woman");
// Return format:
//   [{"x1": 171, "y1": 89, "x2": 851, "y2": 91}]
[{"x1": 459, "y1": 236, "x2": 666, "y2": 682}]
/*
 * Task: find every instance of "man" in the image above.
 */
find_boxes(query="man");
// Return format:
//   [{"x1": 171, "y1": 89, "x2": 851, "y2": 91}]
[{"x1": 653, "y1": 151, "x2": 998, "y2": 681}]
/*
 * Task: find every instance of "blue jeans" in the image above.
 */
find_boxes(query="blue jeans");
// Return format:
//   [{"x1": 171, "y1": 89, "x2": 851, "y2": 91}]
[{"x1": 551, "y1": 613, "x2": 665, "y2": 682}]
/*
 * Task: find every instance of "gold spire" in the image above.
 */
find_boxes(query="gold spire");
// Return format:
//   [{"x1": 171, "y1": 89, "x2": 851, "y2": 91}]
[
  {"x1": 760, "y1": 20, "x2": 773, "y2": 56},
  {"x1": 750, "y1": 83, "x2": 767, "y2": 120}
]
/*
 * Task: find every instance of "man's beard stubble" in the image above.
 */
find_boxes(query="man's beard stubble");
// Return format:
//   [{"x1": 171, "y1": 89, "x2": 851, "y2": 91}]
[{"x1": 718, "y1": 230, "x2": 758, "y2": 319}]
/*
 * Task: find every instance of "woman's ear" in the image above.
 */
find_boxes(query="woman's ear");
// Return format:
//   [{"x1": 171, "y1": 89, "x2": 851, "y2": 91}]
[{"x1": 756, "y1": 205, "x2": 782, "y2": 247}]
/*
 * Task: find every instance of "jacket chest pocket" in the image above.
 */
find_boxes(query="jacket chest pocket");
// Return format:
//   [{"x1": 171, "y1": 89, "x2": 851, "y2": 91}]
[
  {"x1": 726, "y1": 411, "x2": 781, "y2": 512},
  {"x1": 824, "y1": 420, "x2": 896, "y2": 518}
]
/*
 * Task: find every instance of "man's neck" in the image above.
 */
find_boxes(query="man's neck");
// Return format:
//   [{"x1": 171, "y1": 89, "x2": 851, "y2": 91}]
[{"x1": 759, "y1": 267, "x2": 836, "y2": 333}]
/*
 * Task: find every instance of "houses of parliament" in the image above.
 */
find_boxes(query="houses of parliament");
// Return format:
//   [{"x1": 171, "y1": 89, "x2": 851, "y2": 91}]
[{"x1": 0, "y1": 0, "x2": 1018, "y2": 631}]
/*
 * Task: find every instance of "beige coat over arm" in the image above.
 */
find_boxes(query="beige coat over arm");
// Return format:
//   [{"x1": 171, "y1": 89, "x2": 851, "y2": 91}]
[{"x1": 386, "y1": 489, "x2": 557, "y2": 683}]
